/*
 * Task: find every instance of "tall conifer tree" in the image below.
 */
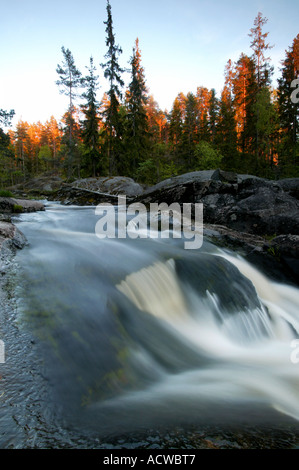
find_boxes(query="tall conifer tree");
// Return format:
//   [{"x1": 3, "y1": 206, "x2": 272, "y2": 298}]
[
  {"x1": 101, "y1": 0, "x2": 125, "y2": 175},
  {"x1": 56, "y1": 46, "x2": 82, "y2": 178},
  {"x1": 278, "y1": 34, "x2": 299, "y2": 172},
  {"x1": 125, "y1": 38, "x2": 150, "y2": 175},
  {"x1": 81, "y1": 57, "x2": 101, "y2": 177}
]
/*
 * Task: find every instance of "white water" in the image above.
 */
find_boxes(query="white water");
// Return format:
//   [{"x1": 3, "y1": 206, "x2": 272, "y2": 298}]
[{"x1": 12, "y1": 203, "x2": 299, "y2": 435}]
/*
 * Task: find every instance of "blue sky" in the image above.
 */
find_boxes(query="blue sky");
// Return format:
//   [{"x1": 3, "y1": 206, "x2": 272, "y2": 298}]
[{"x1": 0, "y1": 0, "x2": 298, "y2": 127}]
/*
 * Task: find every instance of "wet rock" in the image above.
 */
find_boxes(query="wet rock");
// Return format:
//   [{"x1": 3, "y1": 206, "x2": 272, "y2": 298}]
[
  {"x1": 269, "y1": 234, "x2": 299, "y2": 282},
  {"x1": 0, "y1": 221, "x2": 27, "y2": 274}
]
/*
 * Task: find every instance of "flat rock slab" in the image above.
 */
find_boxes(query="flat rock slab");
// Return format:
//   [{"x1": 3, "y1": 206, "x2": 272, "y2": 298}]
[{"x1": 0, "y1": 197, "x2": 45, "y2": 213}]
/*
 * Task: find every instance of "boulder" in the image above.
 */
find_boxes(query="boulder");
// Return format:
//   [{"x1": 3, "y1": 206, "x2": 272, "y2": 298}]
[
  {"x1": 7, "y1": 174, "x2": 63, "y2": 197},
  {"x1": 0, "y1": 221, "x2": 27, "y2": 275},
  {"x1": 0, "y1": 221, "x2": 27, "y2": 250},
  {"x1": 134, "y1": 170, "x2": 299, "y2": 238},
  {"x1": 276, "y1": 178, "x2": 299, "y2": 200},
  {"x1": 201, "y1": 177, "x2": 299, "y2": 236},
  {"x1": 0, "y1": 197, "x2": 45, "y2": 214},
  {"x1": 71, "y1": 176, "x2": 144, "y2": 198},
  {"x1": 133, "y1": 170, "x2": 299, "y2": 285},
  {"x1": 269, "y1": 234, "x2": 299, "y2": 282},
  {"x1": 55, "y1": 185, "x2": 121, "y2": 206}
]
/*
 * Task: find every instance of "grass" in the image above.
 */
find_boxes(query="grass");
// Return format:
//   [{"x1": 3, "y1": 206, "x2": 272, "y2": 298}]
[
  {"x1": 0, "y1": 190, "x2": 14, "y2": 197},
  {"x1": 12, "y1": 204, "x2": 23, "y2": 213}
]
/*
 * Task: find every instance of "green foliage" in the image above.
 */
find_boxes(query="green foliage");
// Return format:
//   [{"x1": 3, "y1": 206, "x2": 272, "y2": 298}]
[
  {"x1": 38, "y1": 144, "x2": 52, "y2": 173},
  {"x1": 124, "y1": 39, "x2": 150, "y2": 175},
  {"x1": 13, "y1": 204, "x2": 23, "y2": 213},
  {"x1": 159, "y1": 161, "x2": 179, "y2": 180},
  {"x1": 100, "y1": 0, "x2": 125, "y2": 175},
  {"x1": 0, "y1": 190, "x2": 13, "y2": 197},
  {"x1": 135, "y1": 158, "x2": 157, "y2": 185},
  {"x1": 80, "y1": 57, "x2": 101, "y2": 177},
  {"x1": 3, "y1": 8, "x2": 297, "y2": 186},
  {"x1": 194, "y1": 141, "x2": 223, "y2": 170},
  {"x1": 0, "y1": 109, "x2": 15, "y2": 127}
]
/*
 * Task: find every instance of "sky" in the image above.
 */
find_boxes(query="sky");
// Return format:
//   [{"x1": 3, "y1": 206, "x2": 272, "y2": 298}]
[{"x1": 1, "y1": 0, "x2": 298, "y2": 128}]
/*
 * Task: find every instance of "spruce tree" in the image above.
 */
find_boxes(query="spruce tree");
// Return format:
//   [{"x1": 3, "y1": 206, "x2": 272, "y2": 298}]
[
  {"x1": 182, "y1": 93, "x2": 198, "y2": 171},
  {"x1": 125, "y1": 38, "x2": 149, "y2": 175},
  {"x1": 277, "y1": 34, "x2": 299, "y2": 173},
  {"x1": 208, "y1": 89, "x2": 219, "y2": 144},
  {"x1": 81, "y1": 57, "x2": 101, "y2": 177},
  {"x1": 215, "y1": 72, "x2": 238, "y2": 171},
  {"x1": 101, "y1": 0, "x2": 125, "y2": 175}
]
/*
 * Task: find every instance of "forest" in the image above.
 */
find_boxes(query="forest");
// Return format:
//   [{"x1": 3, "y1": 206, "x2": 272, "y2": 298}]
[{"x1": 0, "y1": 1, "x2": 298, "y2": 189}]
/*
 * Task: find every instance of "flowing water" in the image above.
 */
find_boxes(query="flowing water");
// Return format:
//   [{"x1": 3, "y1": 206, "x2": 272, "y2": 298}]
[{"x1": 1, "y1": 202, "x2": 299, "y2": 448}]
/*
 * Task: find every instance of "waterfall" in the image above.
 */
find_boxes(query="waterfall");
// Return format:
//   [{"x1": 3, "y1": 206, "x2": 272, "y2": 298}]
[{"x1": 8, "y1": 202, "x2": 299, "y2": 439}]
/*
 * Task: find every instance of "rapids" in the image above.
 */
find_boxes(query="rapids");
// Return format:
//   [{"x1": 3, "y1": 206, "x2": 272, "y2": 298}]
[{"x1": 0, "y1": 201, "x2": 299, "y2": 447}]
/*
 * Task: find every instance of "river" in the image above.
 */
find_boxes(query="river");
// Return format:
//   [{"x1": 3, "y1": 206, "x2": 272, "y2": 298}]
[{"x1": 0, "y1": 201, "x2": 299, "y2": 448}]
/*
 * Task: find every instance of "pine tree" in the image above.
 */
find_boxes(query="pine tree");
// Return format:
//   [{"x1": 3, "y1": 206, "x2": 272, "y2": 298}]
[
  {"x1": 0, "y1": 109, "x2": 15, "y2": 128},
  {"x1": 249, "y1": 12, "x2": 274, "y2": 89},
  {"x1": 81, "y1": 57, "x2": 101, "y2": 177},
  {"x1": 248, "y1": 12, "x2": 274, "y2": 168},
  {"x1": 233, "y1": 53, "x2": 257, "y2": 154},
  {"x1": 56, "y1": 46, "x2": 82, "y2": 178},
  {"x1": 101, "y1": 0, "x2": 125, "y2": 175},
  {"x1": 196, "y1": 86, "x2": 211, "y2": 141}
]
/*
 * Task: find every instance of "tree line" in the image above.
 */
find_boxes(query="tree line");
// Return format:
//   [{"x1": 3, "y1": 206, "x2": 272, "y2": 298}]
[{"x1": 0, "y1": 2, "x2": 298, "y2": 189}]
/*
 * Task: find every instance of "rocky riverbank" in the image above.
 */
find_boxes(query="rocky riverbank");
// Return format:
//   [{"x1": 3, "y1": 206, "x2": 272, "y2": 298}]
[
  {"x1": 3, "y1": 170, "x2": 299, "y2": 286},
  {"x1": 1, "y1": 172, "x2": 299, "y2": 450},
  {"x1": 51, "y1": 170, "x2": 299, "y2": 286},
  {"x1": 130, "y1": 169, "x2": 299, "y2": 285},
  {"x1": 0, "y1": 197, "x2": 45, "y2": 272}
]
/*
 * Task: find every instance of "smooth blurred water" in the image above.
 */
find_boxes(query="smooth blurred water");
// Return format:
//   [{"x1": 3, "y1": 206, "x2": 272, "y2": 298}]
[{"x1": 1, "y1": 202, "x2": 299, "y2": 447}]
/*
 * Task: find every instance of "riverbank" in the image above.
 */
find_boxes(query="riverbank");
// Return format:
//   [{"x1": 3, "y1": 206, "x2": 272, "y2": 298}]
[
  {"x1": 0, "y1": 197, "x2": 45, "y2": 273},
  {"x1": 5, "y1": 170, "x2": 299, "y2": 287},
  {"x1": 0, "y1": 187, "x2": 299, "y2": 449}
]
